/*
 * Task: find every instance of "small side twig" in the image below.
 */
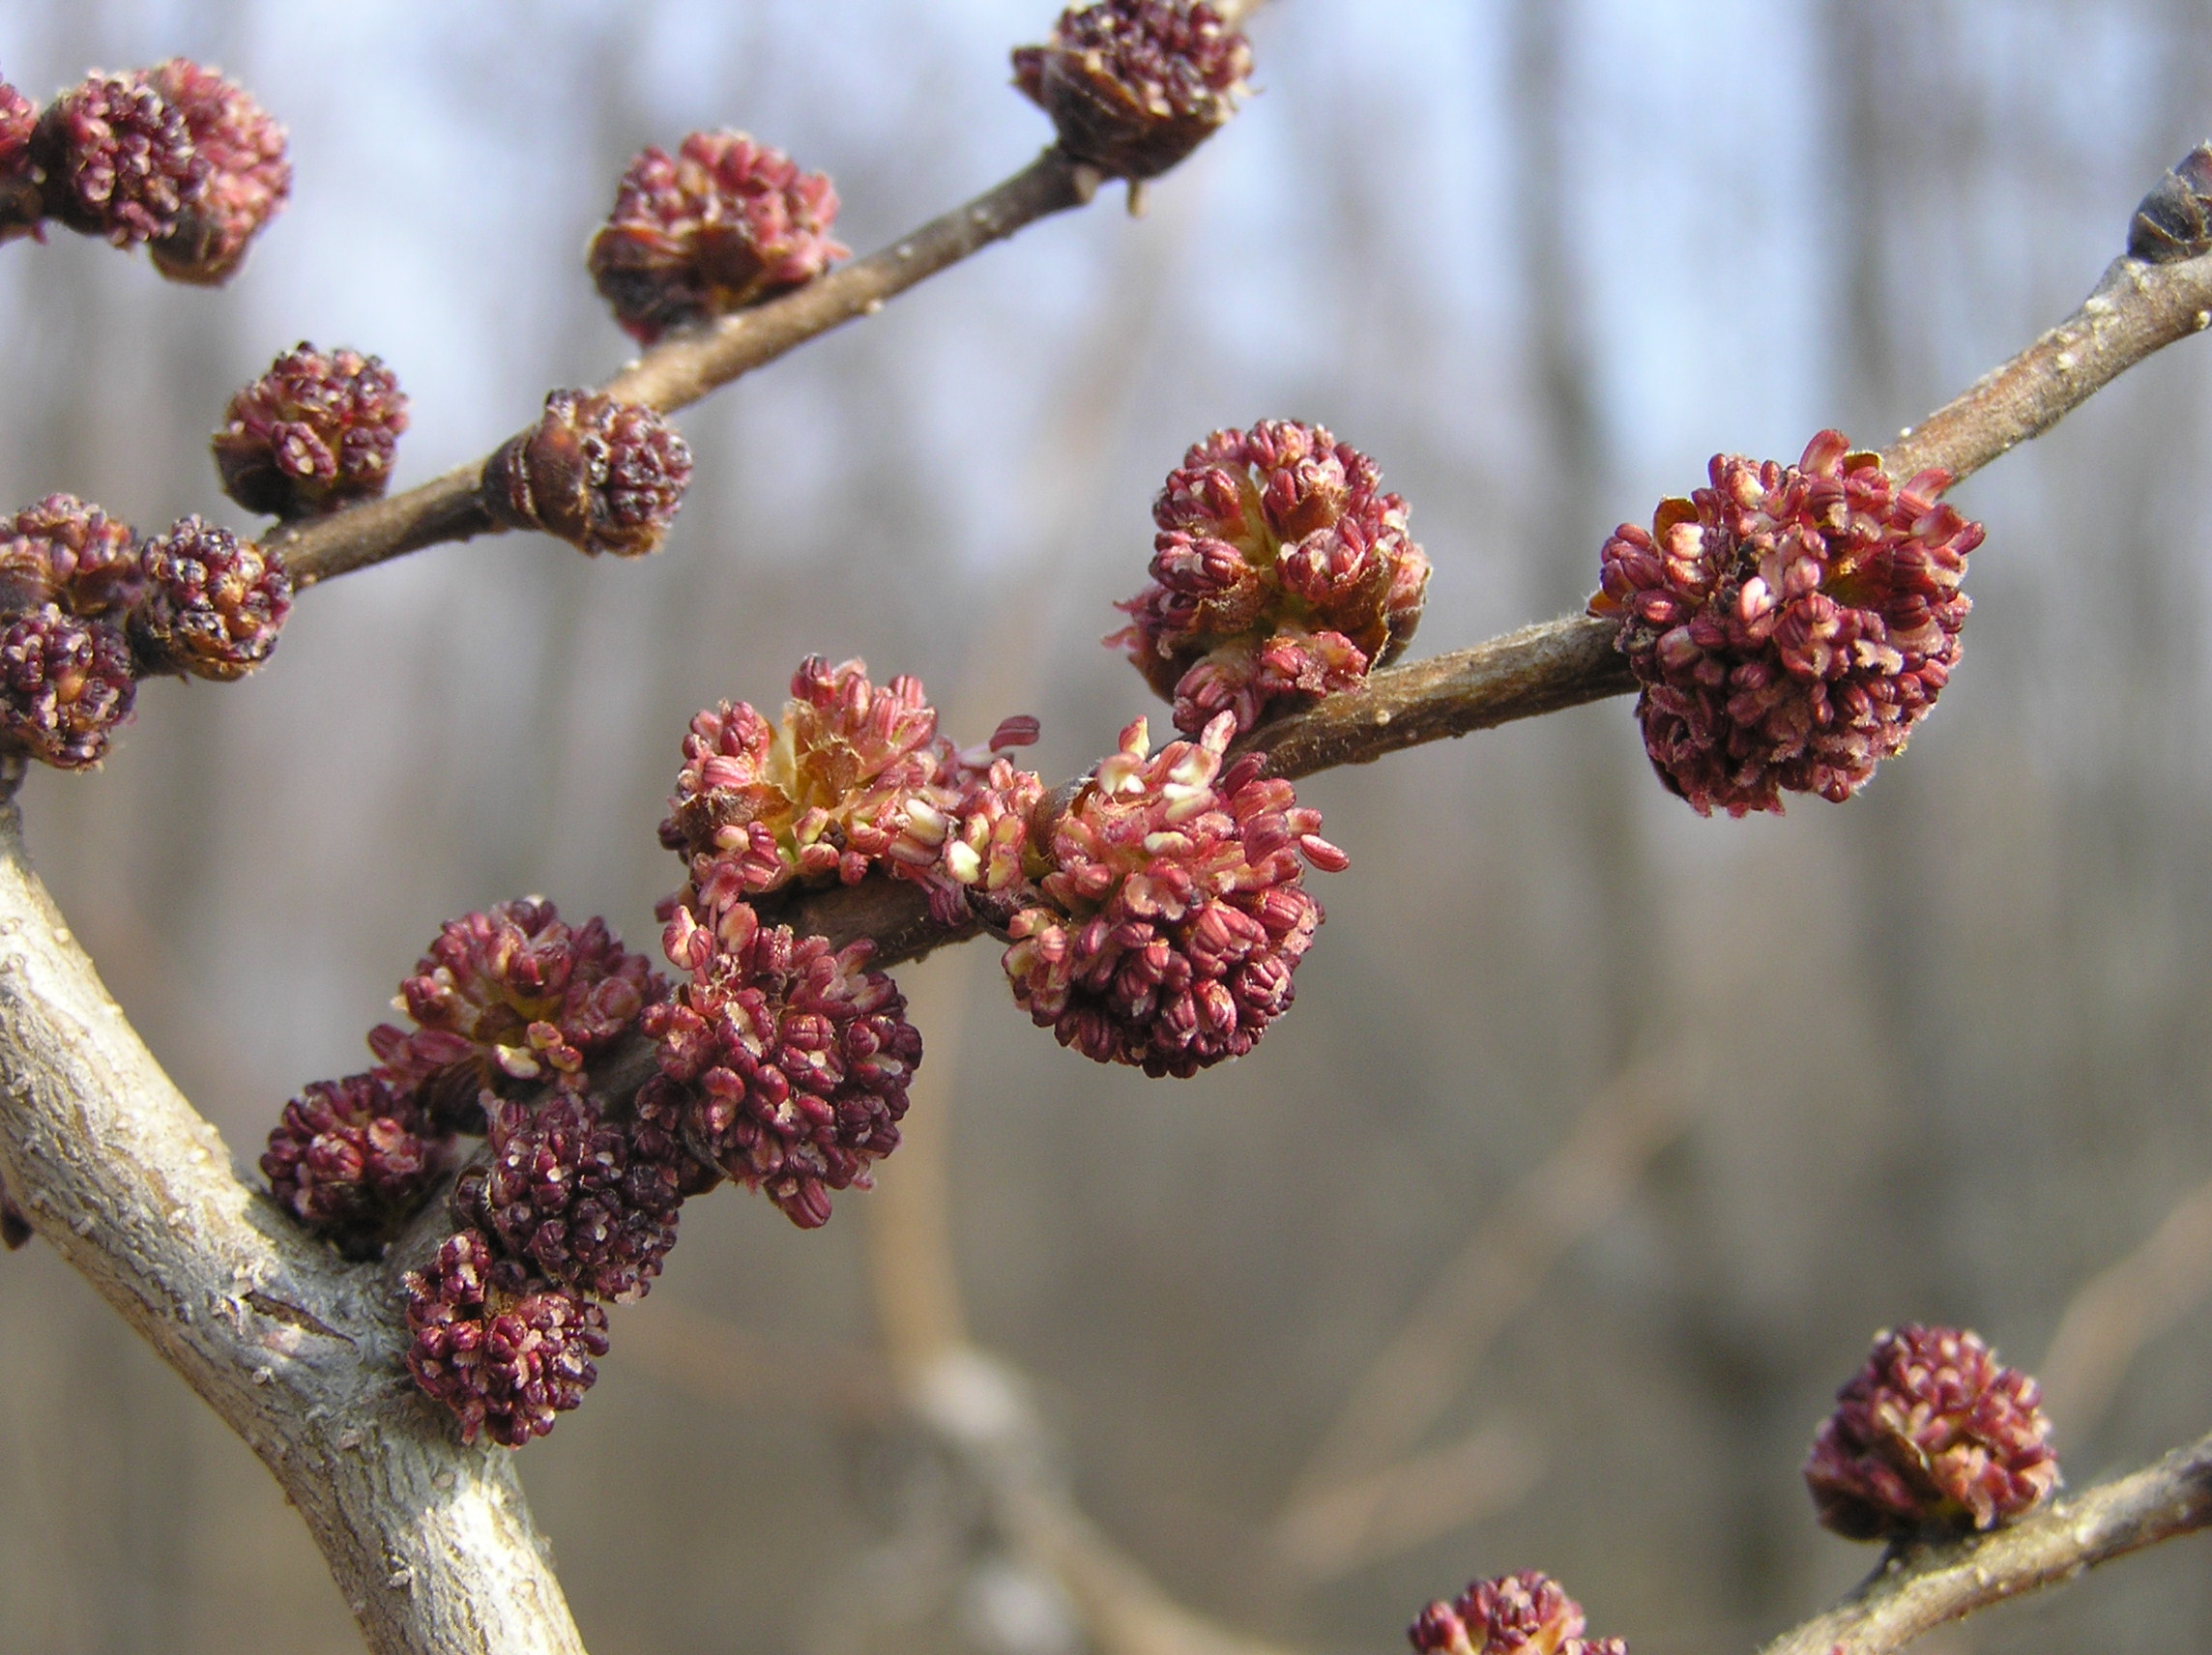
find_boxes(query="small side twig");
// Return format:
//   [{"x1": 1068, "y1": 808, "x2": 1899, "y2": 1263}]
[{"x1": 1758, "y1": 1431, "x2": 2212, "y2": 1655}]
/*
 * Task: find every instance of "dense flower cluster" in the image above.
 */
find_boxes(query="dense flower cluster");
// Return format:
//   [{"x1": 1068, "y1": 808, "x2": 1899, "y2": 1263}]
[
  {"x1": 213, "y1": 342, "x2": 409, "y2": 518},
  {"x1": 15, "y1": 62, "x2": 284, "y2": 276},
  {"x1": 368, "y1": 899, "x2": 663, "y2": 1128},
  {"x1": 1804, "y1": 1323, "x2": 2058, "y2": 1540},
  {"x1": 139, "y1": 58, "x2": 290, "y2": 283},
  {"x1": 590, "y1": 130, "x2": 847, "y2": 344},
  {"x1": 259, "y1": 1071, "x2": 447, "y2": 1260},
  {"x1": 1410, "y1": 1573, "x2": 1624, "y2": 1655},
  {"x1": 1591, "y1": 430, "x2": 1979, "y2": 816},
  {"x1": 130, "y1": 516, "x2": 292, "y2": 681},
  {"x1": 403, "y1": 1229, "x2": 609, "y2": 1448},
  {"x1": 0, "y1": 494, "x2": 144, "y2": 618},
  {"x1": 659, "y1": 656, "x2": 1043, "y2": 930},
  {"x1": 649, "y1": 904, "x2": 921, "y2": 1230},
  {"x1": 1114, "y1": 421, "x2": 1429, "y2": 736},
  {"x1": 483, "y1": 390, "x2": 693, "y2": 557},
  {"x1": 1002, "y1": 711, "x2": 1343, "y2": 1076},
  {"x1": 1013, "y1": 0, "x2": 1252, "y2": 180},
  {"x1": 0, "y1": 606, "x2": 136, "y2": 769},
  {"x1": 454, "y1": 1092, "x2": 684, "y2": 1304},
  {"x1": 32, "y1": 71, "x2": 203, "y2": 245}
]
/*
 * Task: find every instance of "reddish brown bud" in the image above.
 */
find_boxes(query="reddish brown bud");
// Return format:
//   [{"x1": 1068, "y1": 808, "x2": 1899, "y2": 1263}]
[
  {"x1": 1804, "y1": 1323, "x2": 2058, "y2": 1541},
  {"x1": 1001, "y1": 711, "x2": 1341, "y2": 1077},
  {"x1": 213, "y1": 342, "x2": 408, "y2": 518},
  {"x1": 0, "y1": 495, "x2": 143, "y2": 618},
  {"x1": 1013, "y1": 0, "x2": 1252, "y2": 180},
  {"x1": 260, "y1": 1070, "x2": 447, "y2": 1260},
  {"x1": 1113, "y1": 421, "x2": 1429, "y2": 735},
  {"x1": 646, "y1": 904, "x2": 919, "y2": 1230},
  {"x1": 1409, "y1": 1572, "x2": 1622, "y2": 1655},
  {"x1": 140, "y1": 59, "x2": 289, "y2": 284},
  {"x1": 1592, "y1": 431, "x2": 1978, "y2": 816},
  {"x1": 0, "y1": 82, "x2": 39, "y2": 238},
  {"x1": 0, "y1": 605, "x2": 134, "y2": 769},
  {"x1": 590, "y1": 131, "x2": 847, "y2": 345},
  {"x1": 370, "y1": 899, "x2": 664, "y2": 1126},
  {"x1": 403, "y1": 1229, "x2": 608, "y2": 1447},
  {"x1": 483, "y1": 391, "x2": 692, "y2": 557},
  {"x1": 32, "y1": 72, "x2": 205, "y2": 246},
  {"x1": 1, "y1": 1189, "x2": 30, "y2": 1250},
  {"x1": 454, "y1": 1092, "x2": 684, "y2": 1304},
  {"x1": 130, "y1": 516, "x2": 291, "y2": 681}
]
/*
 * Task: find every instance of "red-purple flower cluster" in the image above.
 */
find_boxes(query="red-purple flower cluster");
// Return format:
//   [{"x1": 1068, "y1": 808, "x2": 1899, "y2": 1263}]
[
  {"x1": 402, "y1": 1230, "x2": 610, "y2": 1448},
  {"x1": 483, "y1": 390, "x2": 693, "y2": 558},
  {"x1": 6, "y1": 61, "x2": 284, "y2": 276},
  {"x1": 659, "y1": 656, "x2": 1043, "y2": 931},
  {"x1": 1804, "y1": 1323, "x2": 2058, "y2": 1540},
  {"x1": 1410, "y1": 1572, "x2": 1624, "y2": 1655},
  {"x1": 1013, "y1": 0, "x2": 1253, "y2": 180},
  {"x1": 1113, "y1": 421, "x2": 1429, "y2": 736},
  {"x1": 453, "y1": 1092, "x2": 684, "y2": 1304},
  {"x1": 1001, "y1": 711, "x2": 1343, "y2": 1076},
  {"x1": 0, "y1": 495, "x2": 293, "y2": 769},
  {"x1": 260, "y1": 1071, "x2": 449, "y2": 1261},
  {"x1": 139, "y1": 58, "x2": 291, "y2": 283},
  {"x1": 213, "y1": 342, "x2": 409, "y2": 520},
  {"x1": 650, "y1": 902, "x2": 921, "y2": 1230},
  {"x1": 368, "y1": 898, "x2": 664, "y2": 1128},
  {"x1": 1591, "y1": 430, "x2": 1979, "y2": 816},
  {"x1": 590, "y1": 130, "x2": 847, "y2": 345},
  {"x1": 131, "y1": 516, "x2": 292, "y2": 682}
]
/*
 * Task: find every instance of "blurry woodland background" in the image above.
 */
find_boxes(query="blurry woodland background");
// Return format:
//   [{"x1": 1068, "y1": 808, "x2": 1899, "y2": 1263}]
[{"x1": 4, "y1": 1, "x2": 2212, "y2": 1651}]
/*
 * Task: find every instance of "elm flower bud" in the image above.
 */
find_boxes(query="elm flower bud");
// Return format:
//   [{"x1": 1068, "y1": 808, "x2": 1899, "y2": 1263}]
[
  {"x1": 1001, "y1": 711, "x2": 1344, "y2": 1077},
  {"x1": 453, "y1": 1092, "x2": 684, "y2": 1304},
  {"x1": 660, "y1": 657, "x2": 1044, "y2": 935},
  {"x1": 259, "y1": 1070, "x2": 447, "y2": 1261},
  {"x1": 483, "y1": 390, "x2": 693, "y2": 557},
  {"x1": 140, "y1": 58, "x2": 289, "y2": 284},
  {"x1": 1804, "y1": 1323, "x2": 2059, "y2": 1541},
  {"x1": 369, "y1": 899, "x2": 664, "y2": 1127},
  {"x1": 645, "y1": 904, "x2": 920, "y2": 1230},
  {"x1": 403, "y1": 1229, "x2": 609, "y2": 1447},
  {"x1": 130, "y1": 516, "x2": 292, "y2": 681},
  {"x1": 1013, "y1": 0, "x2": 1253, "y2": 181},
  {"x1": 1113, "y1": 420, "x2": 1429, "y2": 736},
  {"x1": 0, "y1": 495, "x2": 143, "y2": 618},
  {"x1": 1, "y1": 1189, "x2": 30, "y2": 1251},
  {"x1": 0, "y1": 605, "x2": 134, "y2": 770},
  {"x1": 1409, "y1": 1573, "x2": 1624, "y2": 1655},
  {"x1": 590, "y1": 131, "x2": 848, "y2": 345},
  {"x1": 1592, "y1": 431, "x2": 1978, "y2": 817},
  {"x1": 2128, "y1": 142, "x2": 2212, "y2": 265},
  {"x1": 213, "y1": 342, "x2": 408, "y2": 519},
  {"x1": 0, "y1": 82, "x2": 39, "y2": 238},
  {"x1": 32, "y1": 71, "x2": 205, "y2": 246}
]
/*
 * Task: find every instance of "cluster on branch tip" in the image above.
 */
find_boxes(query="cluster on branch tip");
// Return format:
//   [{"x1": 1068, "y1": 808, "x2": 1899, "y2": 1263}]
[
  {"x1": 1013, "y1": 0, "x2": 1252, "y2": 182},
  {"x1": 0, "y1": 495, "x2": 291, "y2": 769},
  {"x1": 1590, "y1": 430, "x2": 1979, "y2": 817},
  {"x1": 1004, "y1": 711, "x2": 1344, "y2": 1076},
  {"x1": 1410, "y1": 1571, "x2": 1625, "y2": 1655},
  {"x1": 1804, "y1": 1323, "x2": 2059, "y2": 1541},
  {"x1": 367, "y1": 897, "x2": 665, "y2": 1129},
  {"x1": 0, "y1": 60, "x2": 287, "y2": 281},
  {"x1": 482, "y1": 390, "x2": 693, "y2": 557},
  {"x1": 402, "y1": 1230, "x2": 610, "y2": 1448},
  {"x1": 1113, "y1": 420, "x2": 1430, "y2": 736},
  {"x1": 213, "y1": 341, "x2": 409, "y2": 519},
  {"x1": 590, "y1": 130, "x2": 847, "y2": 345}
]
